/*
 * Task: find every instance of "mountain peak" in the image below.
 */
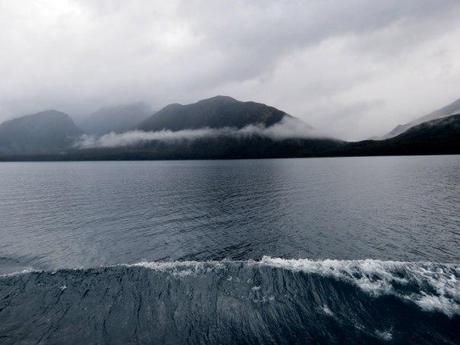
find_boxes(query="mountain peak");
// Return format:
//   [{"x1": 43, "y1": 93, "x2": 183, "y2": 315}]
[
  {"x1": 198, "y1": 95, "x2": 238, "y2": 103},
  {"x1": 11, "y1": 109, "x2": 70, "y2": 122},
  {"x1": 138, "y1": 96, "x2": 292, "y2": 132}
]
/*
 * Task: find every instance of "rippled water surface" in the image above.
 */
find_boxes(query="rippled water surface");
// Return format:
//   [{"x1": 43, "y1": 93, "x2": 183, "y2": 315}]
[
  {"x1": 0, "y1": 156, "x2": 458, "y2": 272},
  {"x1": 1, "y1": 156, "x2": 459, "y2": 344}
]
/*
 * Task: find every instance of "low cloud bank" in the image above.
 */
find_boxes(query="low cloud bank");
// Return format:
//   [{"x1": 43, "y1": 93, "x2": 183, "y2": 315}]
[{"x1": 76, "y1": 118, "x2": 325, "y2": 149}]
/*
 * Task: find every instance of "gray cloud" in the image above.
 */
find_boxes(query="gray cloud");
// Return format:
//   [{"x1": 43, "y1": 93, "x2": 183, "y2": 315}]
[{"x1": 1, "y1": 0, "x2": 460, "y2": 140}]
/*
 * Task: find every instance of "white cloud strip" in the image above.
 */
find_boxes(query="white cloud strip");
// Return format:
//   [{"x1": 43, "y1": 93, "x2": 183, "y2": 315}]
[{"x1": 76, "y1": 118, "x2": 321, "y2": 149}]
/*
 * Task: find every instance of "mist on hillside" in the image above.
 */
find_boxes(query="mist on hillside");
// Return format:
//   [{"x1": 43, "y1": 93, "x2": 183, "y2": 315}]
[{"x1": 76, "y1": 117, "x2": 322, "y2": 149}]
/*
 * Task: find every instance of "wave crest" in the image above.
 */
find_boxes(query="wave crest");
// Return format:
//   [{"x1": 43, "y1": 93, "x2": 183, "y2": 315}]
[
  {"x1": 259, "y1": 257, "x2": 460, "y2": 316},
  {"x1": 0, "y1": 257, "x2": 458, "y2": 344},
  {"x1": 127, "y1": 257, "x2": 460, "y2": 317}
]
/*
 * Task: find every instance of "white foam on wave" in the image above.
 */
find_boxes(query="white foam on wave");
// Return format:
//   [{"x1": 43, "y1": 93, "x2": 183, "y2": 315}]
[
  {"x1": 6, "y1": 257, "x2": 456, "y2": 317},
  {"x1": 128, "y1": 258, "x2": 460, "y2": 316},
  {"x1": 321, "y1": 305, "x2": 334, "y2": 316},
  {"x1": 259, "y1": 257, "x2": 460, "y2": 317},
  {"x1": 0, "y1": 268, "x2": 37, "y2": 277},
  {"x1": 128, "y1": 260, "x2": 227, "y2": 276},
  {"x1": 375, "y1": 329, "x2": 393, "y2": 341}
]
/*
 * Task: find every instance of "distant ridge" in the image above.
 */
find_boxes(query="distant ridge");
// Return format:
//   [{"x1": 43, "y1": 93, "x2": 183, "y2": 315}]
[
  {"x1": 0, "y1": 110, "x2": 82, "y2": 154},
  {"x1": 337, "y1": 113, "x2": 460, "y2": 156},
  {"x1": 138, "y1": 95, "x2": 294, "y2": 132},
  {"x1": 0, "y1": 96, "x2": 459, "y2": 160},
  {"x1": 78, "y1": 102, "x2": 152, "y2": 135},
  {"x1": 382, "y1": 98, "x2": 460, "y2": 139}
]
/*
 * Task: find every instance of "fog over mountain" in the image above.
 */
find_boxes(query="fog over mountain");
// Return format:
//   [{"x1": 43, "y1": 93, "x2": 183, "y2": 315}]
[
  {"x1": 77, "y1": 102, "x2": 153, "y2": 135},
  {"x1": 0, "y1": 94, "x2": 458, "y2": 160},
  {"x1": 138, "y1": 96, "x2": 295, "y2": 131},
  {"x1": 76, "y1": 96, "x2": 317, "y2": 148},
  {"x1": 1, "y1": 1, "x2": 460, "y2": 140},
  {"x1": 77, "y1": 117, "x2": 318, "y2": 149}
]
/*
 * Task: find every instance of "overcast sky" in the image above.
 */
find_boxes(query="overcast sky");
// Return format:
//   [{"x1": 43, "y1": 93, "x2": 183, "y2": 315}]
[{"x1": 1, "y1": 0, "x2": 460, "y2": 140}]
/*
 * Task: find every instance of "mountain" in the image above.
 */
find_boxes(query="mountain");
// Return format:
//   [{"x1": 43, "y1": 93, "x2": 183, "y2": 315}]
[
  {"x1": 78, "y1": 103, "x2": 152, "y2": 135},
  {"x1": 138, "y1": 96, "x2": 293, "y2": 131},
  {"x1": 337, "y1": 113, "x2": 460, "y2": 156},
  {"x1": 0, "y1": 110, "x2": 82, "y2": 155},
  {"x1": 59, "y1": 113, "x2": 460, "y2": 160},
  {"x1": 382, "y1": 98, "x2": 460, "y2": 139},
  {"x1": 0, "y1": 98, "x2": 458, "y2": 161}
]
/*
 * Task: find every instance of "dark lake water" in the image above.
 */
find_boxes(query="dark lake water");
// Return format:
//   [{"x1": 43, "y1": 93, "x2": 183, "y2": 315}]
[
  {"x1": 1, "y1": 156, "x2": 458, "y2": 271},
  {"x1": 0, "y1": 156, "x2": 459, "y2": 344}
]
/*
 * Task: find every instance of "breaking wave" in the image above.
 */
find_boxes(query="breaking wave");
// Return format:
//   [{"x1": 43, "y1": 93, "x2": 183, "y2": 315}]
[{"x1": 0, "y1": 258, "x2": 458, "y2": 344}]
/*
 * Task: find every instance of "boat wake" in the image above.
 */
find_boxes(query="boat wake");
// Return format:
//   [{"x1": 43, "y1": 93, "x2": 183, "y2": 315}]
[{"x1": 0, "y1": 258, "x2": 458, "y2": 344}]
